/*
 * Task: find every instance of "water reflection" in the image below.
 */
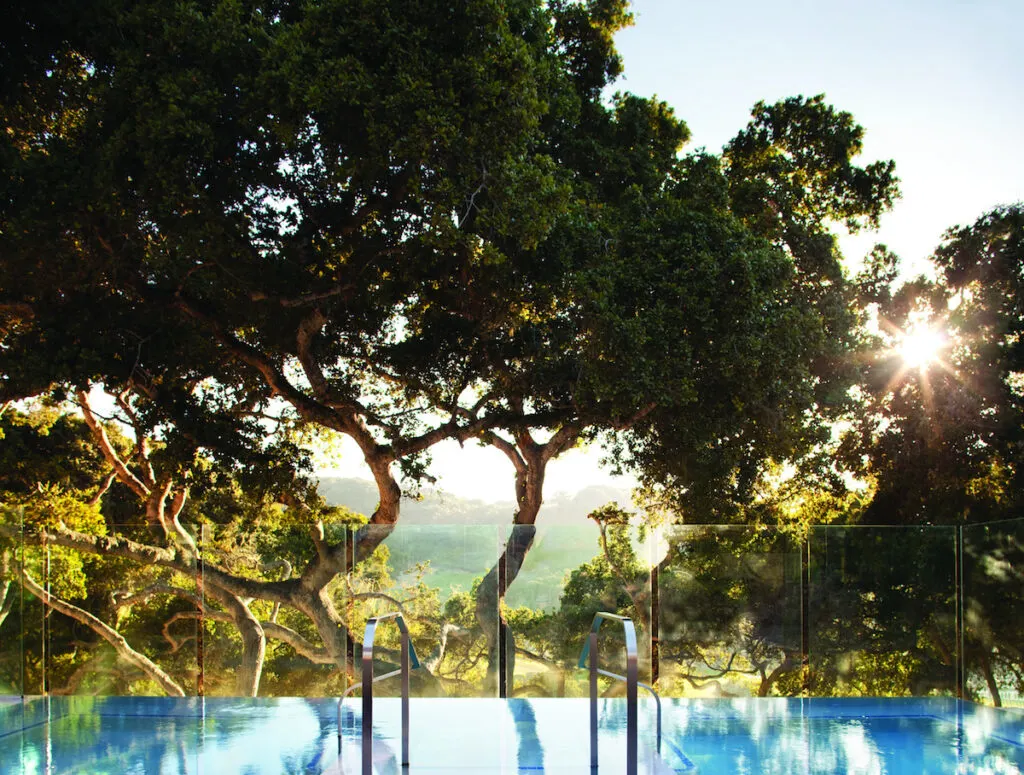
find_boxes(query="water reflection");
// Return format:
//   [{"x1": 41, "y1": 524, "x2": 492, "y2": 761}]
[
  {"x1": 1, "y1": 696, "x2": 1022, "y2": 774},
  {"x1": 663, "y1": 698, "x2": 1024, "y2": 775},
  {"x1": 508, "y1": 698, "x2": 545, "y2": 770},
  {"x1": 1, "y1": 697, "x2": 350, "y2": 775},
  {"x1": 2, "y1": 697, "x2": 203, "y2": 774},
  {"x1": 331, "y1": 697, "x2": 405, "y2": 774}
]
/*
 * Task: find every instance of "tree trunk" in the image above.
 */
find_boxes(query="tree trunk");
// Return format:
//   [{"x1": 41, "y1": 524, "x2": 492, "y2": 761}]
[
  {"x1": 477, "y1": 523, "x2": 537, "y2": 694},
  {"x1": 477, "y1": 447, "x2": 545, "y2": 694},
  {"x1": 0, "y1": 551, "x2": 14, "y2": 631},
  {"x1": 206, "y1": 585, "x2": 266, "y2": 697},
  {"x1": 475, "y1": 426, "x2": 578, "y2": 695},
  {"x1": 978, "y1": 647, "x2": 1003, "y2": 707},
  {"x1": 0, "y1": 579, "x2": 14, "y2": 631},
  {"x1": 757, "y1": 651, "x2": 796, "y2": 697},
  {"x1": 293, "y1": 582, "x2": 360, "y2": 682}
]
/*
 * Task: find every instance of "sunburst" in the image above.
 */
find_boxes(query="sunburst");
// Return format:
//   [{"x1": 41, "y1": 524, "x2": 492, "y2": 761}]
[
  {"x1": 898, "y1": 325, "x2": 946, "y2": 371},
  {"x1": 881, "y1": 315, "x2": 956, "y2": 408}
]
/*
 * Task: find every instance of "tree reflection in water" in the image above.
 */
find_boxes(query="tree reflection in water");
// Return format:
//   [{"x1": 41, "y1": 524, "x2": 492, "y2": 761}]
[{"x1": 509, "y1": 698, "x2": 545, "y2": 770}]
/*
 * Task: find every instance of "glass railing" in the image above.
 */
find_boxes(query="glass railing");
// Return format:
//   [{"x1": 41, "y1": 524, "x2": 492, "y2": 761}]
[
  {"x1": 9, "y1": 520, "x2": 200, "y2": 699},
  {"x1": 1, "y1": 514, "x2": 1022, "y2": 713},
  {"x1": 963, "y1": 518, "x2": 1024, "y2": 708},
  {"x1": 361, "y1": 523, "x2": 503, "y2": 698},
  {"x1": 807, "y1": 525, "x2": 958, "y2": 698},
  {"x1": 659, "y1": 525, "x2": 802, "y2": 698},
  {"x1": 506, "y1": 523, "x2": 655, "y2": 697},
  {"x1": 0, "y1": 505, "x2": 23, "y2": 738}
]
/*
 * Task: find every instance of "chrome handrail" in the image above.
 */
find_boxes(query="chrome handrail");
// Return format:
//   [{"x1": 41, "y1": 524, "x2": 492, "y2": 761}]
[
  {"x1": 336, "y1": 612, "x2": 421, "y2": 774},
  {"x1": 577, "y1": 612, "x2": 661, "y2": 774}
]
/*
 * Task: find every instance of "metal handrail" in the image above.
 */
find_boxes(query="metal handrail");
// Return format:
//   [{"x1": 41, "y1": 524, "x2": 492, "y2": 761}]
[
  {"x1": 577, "y1": 612, "x2": 661, "y2": 775},
  {"x1": 336, "y1": 612, "x2": 421, "y2": 774}
]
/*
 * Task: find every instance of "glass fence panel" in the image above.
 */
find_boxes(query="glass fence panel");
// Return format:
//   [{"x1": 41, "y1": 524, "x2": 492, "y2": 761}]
[
  {"x1": 39, "y1": 523, "x2": 200, "y2": 697},
  {"x1": 0, "y1": 506, "x2": 24, "y2": 745},
  {"x1": 12, "y1": 514, "x2": 44, "y2": 701},
  {"x1": 0, "y1": 506, "x2": 23, "y2": 700},
  {"x1": 5, "y1": 514, "x2": 1019, "y2": 712},
  {"x1": 963, "y1": 518, "x2": 1024, "y2": 708},
  {"x1": 505, "y1": 522, "x2": 655, "y2": 697},
  {"x1": 19, "y1": 544, "x2": 46, "y2": 699},
  {"x1": 808, "y1": 526, "x2": 957, "y2": 697},
  {"x1": 658, "y1": 526, "x2": 802, "y2": 698},
  {"x1": 200, "y1": 521, "x2": 350, "y2": 698},
  {"x1": 363, "y1": 523, "x2": 502, "y2": 698}
]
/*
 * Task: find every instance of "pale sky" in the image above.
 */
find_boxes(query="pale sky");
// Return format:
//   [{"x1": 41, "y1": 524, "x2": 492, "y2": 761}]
[{"x1": 324, "y1": 0, "x2": 1024, "y2": 503}]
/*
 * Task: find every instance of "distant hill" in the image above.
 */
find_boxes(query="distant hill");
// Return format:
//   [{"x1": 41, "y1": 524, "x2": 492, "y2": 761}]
[
  {"x1": 316, "y1": 476, "x2": 633, "y2": 526},
  {"x1": 316, "y1": 477, "x2": 637, "y2": 608}
]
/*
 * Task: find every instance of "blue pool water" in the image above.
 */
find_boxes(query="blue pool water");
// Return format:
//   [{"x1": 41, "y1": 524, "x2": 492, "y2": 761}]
[{"x1": 1, "y1": 696, "x2": 1022, "y2": 774}]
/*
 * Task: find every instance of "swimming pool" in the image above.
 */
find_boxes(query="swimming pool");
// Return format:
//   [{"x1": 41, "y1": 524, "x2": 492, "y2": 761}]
[{"x1": 2, "y1": 696, "x2": 1022, "y2": 773}]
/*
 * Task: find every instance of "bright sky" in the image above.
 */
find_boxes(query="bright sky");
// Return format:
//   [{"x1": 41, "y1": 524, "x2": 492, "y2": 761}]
[
  {"x1": 618, "y1": 0, "x2": 1024, "y2": 275},
  {"x1": 324, "y1": 0, "x2": 1024, "y2": 503}
]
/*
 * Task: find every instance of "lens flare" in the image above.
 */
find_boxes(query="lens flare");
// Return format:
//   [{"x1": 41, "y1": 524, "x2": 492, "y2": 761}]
[{"x1": 899, "y1": 326, "x2": 945, "y2": 370}]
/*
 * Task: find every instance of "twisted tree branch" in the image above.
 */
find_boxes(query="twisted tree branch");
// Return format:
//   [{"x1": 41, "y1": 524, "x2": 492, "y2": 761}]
[{"x1": 21, "y1": 569, "x2": 186, "y2": 697}]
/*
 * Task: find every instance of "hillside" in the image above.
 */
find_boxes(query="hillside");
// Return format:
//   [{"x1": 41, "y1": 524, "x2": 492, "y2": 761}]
[{"x1": 316, "y1": 477, "x2": 635, "y2": 608}]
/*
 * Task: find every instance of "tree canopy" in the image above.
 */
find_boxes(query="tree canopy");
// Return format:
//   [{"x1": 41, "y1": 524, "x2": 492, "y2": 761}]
[
  {"x1": 1, "y1": 0, "x2": 899, "y2": 528},
  {"x1": 11, "y1": 0, "x2": 1023, "y2": 706},
  {"x1": 841, "y1": 205, "x2": 1024, "y2": 525}
]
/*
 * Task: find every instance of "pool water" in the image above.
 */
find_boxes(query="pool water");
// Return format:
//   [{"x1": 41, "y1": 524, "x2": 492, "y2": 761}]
[{"x1": 1, "y1": 696, "x2": 1022, "y2": 774}]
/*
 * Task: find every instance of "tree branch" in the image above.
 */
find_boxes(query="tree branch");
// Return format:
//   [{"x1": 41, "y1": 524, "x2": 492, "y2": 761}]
[
  {"x1": 77, "y1": 390, "x2": 150, "y2": 499},
  {"x1": 115, "y1": 390, "x2": 156, "y2": 487},
  {"x1": 422, "y1": 622, "x2": 472, "y2": 673},
  {"x1": 309, "y1": 521, "x2": 330, "y2": 564},
  {"x1": 262, "y1": 621, "x2": 334, "y2": 663},
  {"x1": 0, "y1": 579, "x2": 14, "y2": 631},
  {"x1": 21, "y1": 569, "x2": 186, "y2": 697},
  {"x1": 87, "y1": 470, "x2": 118, "y2": 507},
  {"x1": 204, "y1": 583, "x2": 266, "y2": 696},
  {"x1": 515, "y1": 645, "x2": 560, "y2": 667},
  {"x1": 166, "y1": 485, "x2": 196, "y2": 554},
  {"x1": 607, "y1": 402, "x2": 657, "y2": 431},
  {"x1": 113, "y1": 584, "x2": 201, "y2": 610},
  {"x1": 296, "y1": 308, "x2": 330, "y2": 400},
  {"x1": 0, "y1": 302, "x2": 35, "y2": 319},
  {"x1": 145, "y1": 477, "x2": 175, "y2": 539},
  {"x1": 165, "y1": 610, "x2": 335, "y2": 665},
  {"x1": 2, "y1": 522, "x2": 300, "y2": 608},
  {"x1": 173, "y1": 295, "x2": 350, "y2": 432},
  {"x1": 482, "y1": 431, "x2": 527, "y2": 476},
  {"x1": 251, "y1": 285, "x2": 354, "y2": 307},
  {"x1": 540, "y1": 424, "x2": 581, "y2": 464},
  {"x1": 174, "y1": 294, "x2": 396, "y2": 497}
]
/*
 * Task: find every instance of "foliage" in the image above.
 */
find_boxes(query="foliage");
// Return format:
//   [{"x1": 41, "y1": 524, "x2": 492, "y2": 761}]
[
  {"x1": 0, "y1": 407, "x2": 112, "y2": 495},
  {"x1": 962, "y1": 521, "x2": 1024, "y2": 706},
  {"x1": 842, "y1": 205, "x2": 1024, "y2": 524},
  {"x1": 610, "y1": 96, "x2": 898, "y2": 521},
  {"x1": 0, "y1": 1, "x2": 900, "y2": 535},
  {"x1": 656, "y1": 526, "x2": 798, "y2": 697},
  {"x1": 806, "y1": 527, "x2": 956, "y2": 697},
  {"x1": 0, "y1": 0, "x2": 1019, "y2": 707}
]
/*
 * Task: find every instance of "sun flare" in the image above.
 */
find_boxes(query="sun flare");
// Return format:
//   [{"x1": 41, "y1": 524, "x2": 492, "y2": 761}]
[{"x1": 899, "y1": 325, "x2": 945, "y2": 370}]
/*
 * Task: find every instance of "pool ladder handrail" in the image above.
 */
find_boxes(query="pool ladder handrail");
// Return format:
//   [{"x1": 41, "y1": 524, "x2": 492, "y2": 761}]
[
  {"x1": 336, "y1": 611, "x2": 421, "y2": 774},
  {"x1": 577, "y1": 611, "x2": 662, "y2": 775}
]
